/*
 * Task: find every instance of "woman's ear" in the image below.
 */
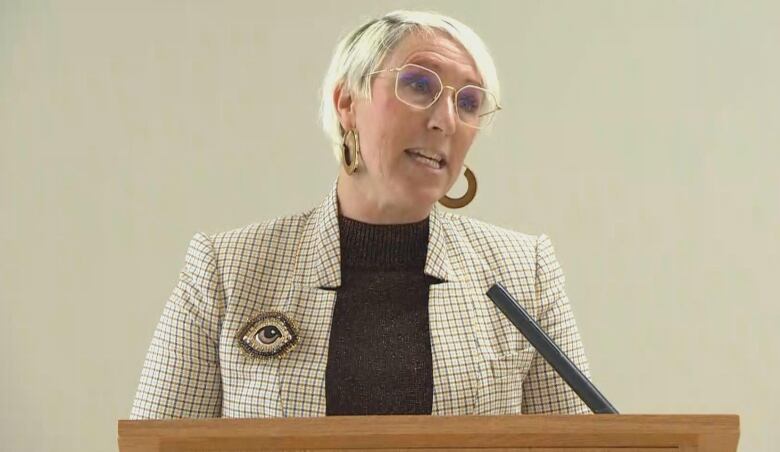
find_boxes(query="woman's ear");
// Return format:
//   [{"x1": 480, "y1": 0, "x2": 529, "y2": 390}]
[{"x1": 333, "y1": 83, "x2": 356, "y2": 131}]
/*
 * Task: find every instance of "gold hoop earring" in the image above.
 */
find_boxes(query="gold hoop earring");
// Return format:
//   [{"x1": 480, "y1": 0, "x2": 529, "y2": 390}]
[
  {"x1": 341, "y1": 129, "x2": 360, "y2": 175},
  {"x1": 439, "y1": 165, "x2": 477, "y2": 209}
]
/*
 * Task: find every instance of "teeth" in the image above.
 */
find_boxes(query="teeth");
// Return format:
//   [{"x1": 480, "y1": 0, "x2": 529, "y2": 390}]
[
  {"x1": 409, "y1": 148, "x2": 442, "y2": 162},
  {"x1": 409, "y1": 152, "x2": 442, "y2": 169}
]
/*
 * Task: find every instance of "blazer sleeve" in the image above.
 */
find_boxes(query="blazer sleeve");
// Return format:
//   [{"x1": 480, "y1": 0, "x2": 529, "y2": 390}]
[
  {"x1": 130, "y1": 232, "x2": 225, "y2": 419},
  {"x1": 521, "y1": 234, "x2": 592, "y2": 414}
]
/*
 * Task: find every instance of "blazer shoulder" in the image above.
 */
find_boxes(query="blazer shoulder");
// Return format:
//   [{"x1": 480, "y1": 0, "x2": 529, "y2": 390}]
[
  {"x1": 440, "y1": 212, "x2": 554, "y2": 301},
  {"x1": 207, "y1": 208, "x2": 315, "y2": 251},
  {"x1": 442, "y1": 211, "x2": 540, "y2": 259},
  {"x1": 190, "y1": 208, "x2": 318, "y2": 283}
]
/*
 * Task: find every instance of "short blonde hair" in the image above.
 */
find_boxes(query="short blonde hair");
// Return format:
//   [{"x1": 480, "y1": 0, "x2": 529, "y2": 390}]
[{"x1": 319, "y1": 10, "x2": 501, "y2": 160}]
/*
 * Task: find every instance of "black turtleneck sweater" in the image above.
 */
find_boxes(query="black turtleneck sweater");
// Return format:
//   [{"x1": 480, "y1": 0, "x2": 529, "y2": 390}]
[{"x1": 325, "y1": 214, "x2": 438, "y2": 415}]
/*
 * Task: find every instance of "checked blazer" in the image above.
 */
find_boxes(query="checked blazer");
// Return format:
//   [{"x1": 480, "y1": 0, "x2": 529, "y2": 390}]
[{"x1": 130, "y1": 181, "x2": 592, "y2": 419}]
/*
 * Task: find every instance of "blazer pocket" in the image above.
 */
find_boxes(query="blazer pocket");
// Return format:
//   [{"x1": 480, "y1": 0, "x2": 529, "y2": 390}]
[{"x1": 476, "y1": 347, "x2": 537, "y2": 415}]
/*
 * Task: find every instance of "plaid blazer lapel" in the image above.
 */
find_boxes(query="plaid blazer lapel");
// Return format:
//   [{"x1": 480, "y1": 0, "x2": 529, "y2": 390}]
[
  {"x1": 426, "y1": 204, "x2": 485, "y2": 416},
  {"x1": 428, "y1": 206, "x2": 542, "y2": 415},
  {"x1": 277, "y1": 181, "x2": 341, "y2": 417}
]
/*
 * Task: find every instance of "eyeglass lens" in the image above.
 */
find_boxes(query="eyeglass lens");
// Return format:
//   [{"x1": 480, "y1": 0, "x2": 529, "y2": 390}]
[{"x1": 395, "y1": 65, "x2": 497, "y2": 127}]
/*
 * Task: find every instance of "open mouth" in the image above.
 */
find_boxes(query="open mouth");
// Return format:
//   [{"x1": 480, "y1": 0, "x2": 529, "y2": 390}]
[{"x1": 405, "y1": 149, "x2": 446, "y2": 170}]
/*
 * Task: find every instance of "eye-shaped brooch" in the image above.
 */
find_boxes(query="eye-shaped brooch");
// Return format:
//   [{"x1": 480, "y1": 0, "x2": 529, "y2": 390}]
[{"x1": 236, "y1": 312, "x2": 300, "y2": 359}]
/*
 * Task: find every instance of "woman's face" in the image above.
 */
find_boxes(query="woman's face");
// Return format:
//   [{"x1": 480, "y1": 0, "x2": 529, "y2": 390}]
[{"x1": 337, "y1": 31, "x2": 482, "y2": 217}]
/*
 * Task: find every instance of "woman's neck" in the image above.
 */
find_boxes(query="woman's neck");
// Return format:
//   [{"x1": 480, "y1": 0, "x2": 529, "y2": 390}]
[{"x1": 336, "y1": 172, "x2": 432, "y2": 225}]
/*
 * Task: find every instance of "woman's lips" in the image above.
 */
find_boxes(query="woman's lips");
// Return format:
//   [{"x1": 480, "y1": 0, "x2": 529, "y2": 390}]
[{"x1": 405, "y1": 149, "x2": 446, "y2": 169}]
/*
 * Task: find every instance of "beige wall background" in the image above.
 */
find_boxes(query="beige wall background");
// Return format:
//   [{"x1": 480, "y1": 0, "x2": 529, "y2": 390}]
[{"x1": 1, "y1": 0, "x2": 778, "y2": 450}]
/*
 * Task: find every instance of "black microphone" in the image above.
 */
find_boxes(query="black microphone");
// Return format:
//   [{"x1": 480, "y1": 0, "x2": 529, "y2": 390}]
[{"x1": 486, "y1": 282, "x2": 619, "y2": 414}]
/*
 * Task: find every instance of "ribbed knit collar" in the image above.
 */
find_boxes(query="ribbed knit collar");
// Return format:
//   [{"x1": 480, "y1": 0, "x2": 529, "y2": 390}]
[{"x1": 338, "y1": 214, "x2": 429, "y2": 271}]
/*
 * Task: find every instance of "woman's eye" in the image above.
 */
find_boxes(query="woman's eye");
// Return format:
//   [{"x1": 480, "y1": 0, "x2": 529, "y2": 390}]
[
  {"x1": 410, "y1": 79, "x2": 430, "y2": 92},
  {"x1": 237, "y1": 312, "x2": 299, "y2": 358},
  {"x1": 400, "y1": 74, "x2": 432, "y2": 93},
  {"x1": 458, "y1": 96, "x2": 480, "y2": 113}
]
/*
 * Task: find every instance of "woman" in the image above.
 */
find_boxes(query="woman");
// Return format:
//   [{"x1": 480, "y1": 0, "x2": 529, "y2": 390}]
[{"x1": 131, "y1": 10, "x2": 592, "y2": 419}]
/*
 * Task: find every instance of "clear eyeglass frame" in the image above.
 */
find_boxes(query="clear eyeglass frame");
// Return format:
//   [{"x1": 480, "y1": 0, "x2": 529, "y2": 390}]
[{"x1": 367, "y1": 63, "x2": 503, "y2": 129}]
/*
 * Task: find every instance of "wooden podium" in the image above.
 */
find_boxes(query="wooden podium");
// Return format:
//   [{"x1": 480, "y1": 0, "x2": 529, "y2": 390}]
[{"x1": 118, "y1": 414, "x2": 739, "y2": 451}]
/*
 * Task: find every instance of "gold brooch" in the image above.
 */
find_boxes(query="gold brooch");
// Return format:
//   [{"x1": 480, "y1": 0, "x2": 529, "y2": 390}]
[{"x1": 236, "y1": 312, "x2": 300, "y2": 359}]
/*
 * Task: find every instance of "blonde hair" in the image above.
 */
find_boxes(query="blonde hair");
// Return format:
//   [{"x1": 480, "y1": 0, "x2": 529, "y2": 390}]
[{"x1": 319, "y1": 10, "x2": 501, "y2": 160}]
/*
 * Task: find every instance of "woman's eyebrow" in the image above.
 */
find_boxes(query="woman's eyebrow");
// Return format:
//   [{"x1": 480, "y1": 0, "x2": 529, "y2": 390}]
[{"x1": 405, "y1": 56, "x2": 483, "y2": 87}]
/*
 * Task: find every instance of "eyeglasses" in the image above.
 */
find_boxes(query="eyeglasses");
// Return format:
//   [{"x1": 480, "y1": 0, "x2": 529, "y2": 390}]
[{"x1": 368, "y1": 63, "x2": 502, "y2": 129}]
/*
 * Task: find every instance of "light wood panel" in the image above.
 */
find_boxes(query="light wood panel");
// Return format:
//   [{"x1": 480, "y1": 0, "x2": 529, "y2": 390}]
[{"x1": 118, "y1": 414, "x2": 739, "y2": 452}]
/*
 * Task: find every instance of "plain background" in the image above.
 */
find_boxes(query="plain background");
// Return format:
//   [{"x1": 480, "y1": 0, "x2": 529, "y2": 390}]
[{"x1": 1, "y1": 0, "x2": 778, "y2": 450}]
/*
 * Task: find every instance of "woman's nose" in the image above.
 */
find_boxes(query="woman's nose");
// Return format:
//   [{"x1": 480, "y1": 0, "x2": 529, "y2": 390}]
[{"x1": 427, "y1": 87, "x2": 458, "y2": 135}]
